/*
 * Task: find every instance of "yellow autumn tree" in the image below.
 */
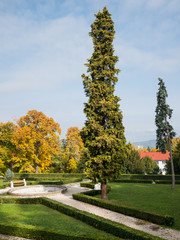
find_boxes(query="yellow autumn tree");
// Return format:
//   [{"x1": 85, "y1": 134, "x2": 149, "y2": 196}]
[
  {"x1": 0, "y1": 122, "x2": 16, "y2": 174},
  {"x1": 11, "y1": 110, "x2": 61, "y2": 173},
  {"x1": 62, "y1": 127, "x2": 84, "y2": 173}
]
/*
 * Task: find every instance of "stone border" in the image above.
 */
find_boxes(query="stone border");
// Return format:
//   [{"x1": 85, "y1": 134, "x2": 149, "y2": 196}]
[{"x1": 7, "y1": 185, "x2": 67, "y2": 197}]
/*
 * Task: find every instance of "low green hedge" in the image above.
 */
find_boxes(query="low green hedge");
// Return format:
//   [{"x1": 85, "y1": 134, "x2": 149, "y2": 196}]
[
  {"x1": 81, "y1": 182, "x2": 95, "y2": 189},
  {"x1": 0, "y1": 181, "x2": 9, "y2": 189},
  {"x1": 72, "y1": 192, "x2": 174, "y2": 227},
  {"x1": 0, "y1": 197, "x2": 163, "y2": 240},
  {"x1": 0, "y1": 222, "x2": 108, "y2": 240},
  {"x1": 112, "y1": 179, "x2": 180, "y2": 184},
  {"x1": 117, "y1": 174, "x2": 180, "y2": 181},
  {"x1": 155, "y1": 180, "x2": 180, "y2": 184},
  {"x1": 13, "y1": 173, "x2": 85, "y2": 181},
  {"x1": 112, "y1": 180, "x2": 153, "y2": 184}
]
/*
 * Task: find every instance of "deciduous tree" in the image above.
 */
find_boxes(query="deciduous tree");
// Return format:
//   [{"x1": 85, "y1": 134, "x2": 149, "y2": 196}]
[
  {"x1": 155, "y1": 78, "x2": 176, "y2": 188},
  {"x1": 62, "y1": 127, "x2": 84, "y2": 173},
  {"x1": 0, "y1": 122, "x2": 16, "y2": 173},
  {"x1": 11, "y1": 110, "x2": 61, "y2": 173},
  {"x1": 166, "y1": 139, "x2": 180, "y2": 175},
  {"x1": 81, "y1": 7, "x2": 126, "y2": 199}
]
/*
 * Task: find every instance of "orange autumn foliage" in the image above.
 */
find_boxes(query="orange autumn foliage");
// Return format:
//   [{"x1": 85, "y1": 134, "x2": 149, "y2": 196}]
[
  {"x1": 62, "y1": 127, "x2": 84, "y2": 173},
  {"x1": 11, "y1": 110, "x2": 61, "y2": 173}
]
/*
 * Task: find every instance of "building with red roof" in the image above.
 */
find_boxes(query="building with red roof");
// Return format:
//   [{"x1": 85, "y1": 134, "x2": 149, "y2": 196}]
[{"x1": 139, "y1": 152, "x2": 170, "y2": 175}]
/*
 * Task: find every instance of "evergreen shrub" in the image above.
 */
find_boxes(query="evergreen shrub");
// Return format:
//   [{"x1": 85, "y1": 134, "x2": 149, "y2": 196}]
[{"x1": 4, "y1": 169, "x2": 14, "y2": 181}]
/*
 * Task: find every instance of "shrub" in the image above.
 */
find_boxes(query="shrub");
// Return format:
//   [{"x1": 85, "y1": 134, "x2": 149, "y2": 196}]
[
  {"x1": 4, "y1": 169, "x2": 14, "y2": 181},
  {"x1": 80, "y1": 182, "x2": 95, "y2": 189}
]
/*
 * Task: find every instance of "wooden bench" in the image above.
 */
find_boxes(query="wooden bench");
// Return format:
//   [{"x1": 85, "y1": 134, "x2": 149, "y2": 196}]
[{"x1": 10, "y1": 179, "x2": 26, "y2": 188}]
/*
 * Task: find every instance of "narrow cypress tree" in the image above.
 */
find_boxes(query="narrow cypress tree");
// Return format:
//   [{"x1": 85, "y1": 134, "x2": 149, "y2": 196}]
[
  {"x1": 155, "y1": 78, "x2": 176, "y2": 189},
  {"x1": 81, "y1": 7, "x2": 126, "y2": 199}
]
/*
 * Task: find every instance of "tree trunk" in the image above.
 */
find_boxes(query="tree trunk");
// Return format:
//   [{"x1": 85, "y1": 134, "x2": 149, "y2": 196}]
[
  {"x1": 35, "y1": 164, "x2": 39, "y2": 173},
  {"x1": 168, "y1": 136, "x2": 175, "y2": 189},
  {"x1": 165, "y1": 116, "x2": 175, "y2": 189},
  {"x1": 101, "y1": 182, "x2": 108, "y2": 200},
  {"x1": 35, "y1": 141, "x2": 40, "y2": 174}
]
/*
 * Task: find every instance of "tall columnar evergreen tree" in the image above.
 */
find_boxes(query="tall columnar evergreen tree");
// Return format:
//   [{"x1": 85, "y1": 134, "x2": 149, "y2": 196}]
[
  {"x1": 81, "y1": 7, "x2": 126, "y2": 199},
  {"x1": 155, "y1": 78, "x2": 176, "y2": 189}
]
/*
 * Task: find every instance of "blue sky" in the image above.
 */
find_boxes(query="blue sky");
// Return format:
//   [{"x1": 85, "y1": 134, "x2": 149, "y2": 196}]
[{"x1": 0, "y1": 0, "x2": 179, "y2": 142}]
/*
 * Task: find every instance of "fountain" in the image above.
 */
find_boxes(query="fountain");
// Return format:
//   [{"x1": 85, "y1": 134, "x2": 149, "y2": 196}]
[{"x1": 8, "y1": 185, "x2": 67, "y2": 197}]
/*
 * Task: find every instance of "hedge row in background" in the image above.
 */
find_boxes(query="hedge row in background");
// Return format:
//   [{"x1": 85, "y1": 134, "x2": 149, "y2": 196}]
[
  {"x1": 81, "y1": 182, "x2": 95, "y2": 189},
  {"x1": 116, "y1": 174, "x2": 180, "y2": 181},
  {"x1": 113, "y1": 179, "x2": 180, "y2": 184},
  {"x1": 0, "y1": 178, "x2": 83, "y2": 189},
  {"x1": 73, "y1": 191, "x2": 174, "y2": 227},
  {"x1": 13, "y1": 173, "x2": 85, "y2": 181},
  {"x1": 0, "y1": 197, "x2": 163, "y2": 240},
  {"x1": 0, "y1": 181, "x2": 9, "y2": 189}
]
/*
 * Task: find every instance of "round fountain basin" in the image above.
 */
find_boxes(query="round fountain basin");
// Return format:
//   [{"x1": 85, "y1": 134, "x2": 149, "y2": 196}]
[{"x1": 8, "y1": 185, "x2": 67, "y2": 197}]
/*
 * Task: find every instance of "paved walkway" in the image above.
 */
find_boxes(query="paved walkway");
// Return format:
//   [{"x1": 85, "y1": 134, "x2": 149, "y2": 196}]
[{"x1": 0, "y1": 182, "x2": 180, "y2": 240}]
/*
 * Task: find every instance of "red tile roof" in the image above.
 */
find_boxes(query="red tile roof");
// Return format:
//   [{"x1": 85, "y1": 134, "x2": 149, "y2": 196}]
[{"x1": 139, "y1": 152, "x2": 170, "y2": 161}]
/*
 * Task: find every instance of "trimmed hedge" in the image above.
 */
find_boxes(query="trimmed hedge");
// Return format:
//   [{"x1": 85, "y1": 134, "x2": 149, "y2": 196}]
[
  {"x1": 0, "y1": 222, "x2": 109, "y2": 240},
  {"x1": 113, "y1": 179, "x2": 180, "y2": 184},
  {"x1": 116, "y1": 174, "x2": 180, "y2": 181},
  {"x1": 81, "y1": 182, "x2": 95, "y2": 189},
  {"x1": 72, "y1": 192, "x2": 174, "y2": 227},
  {"x1": 112, "y1": 180, "x2": 153, "y2": 184},
  {"x1": 13, "y1": 173, "x2": 85, "y2": 181},
  {"x1": 0, "y1": 197, "x2": 163, "y2": 240},
  {"x1": 0, "y1": 182, "x2": 9, "y2": 189}
]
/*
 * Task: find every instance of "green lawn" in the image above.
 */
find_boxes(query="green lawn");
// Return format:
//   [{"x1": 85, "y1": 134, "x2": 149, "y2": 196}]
[
  {"x1": 0, "y1": 204, "x2": 121, "y2": 239},
  {"x1": 105, "y1": 183, "x2": 180, "y2": 230}
]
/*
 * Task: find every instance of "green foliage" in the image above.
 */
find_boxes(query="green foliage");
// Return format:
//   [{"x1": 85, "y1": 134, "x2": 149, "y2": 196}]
[
  {"x1": 155, "y1": 78, "x2": 175, "y2": 153},
  {"x1": 4, "y1": 168, "x2": 14, "y2": 181},
  {"x1": 124, "y1": 144, "x2": 144, "y2": 174},
  {"x1": 81, "y1": 7, "x2": 126, "y2": 187},
  {"x1": 142, "y1": 156, "x2": 159, "y2": 174},
  {"x1": 124, "y1": 145, "x2": 159, "y2": 174},
  {"x1": 73, "y1": 192, "x2": 174, "y2": 227},
  {"x1": 166, "y1": 141, "x2": 180, "y2": 174}
]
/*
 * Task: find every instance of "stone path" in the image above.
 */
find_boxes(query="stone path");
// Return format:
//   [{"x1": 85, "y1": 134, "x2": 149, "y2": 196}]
[{"x1": 0, "y1": 182, "x2": 180, "y2": 240}]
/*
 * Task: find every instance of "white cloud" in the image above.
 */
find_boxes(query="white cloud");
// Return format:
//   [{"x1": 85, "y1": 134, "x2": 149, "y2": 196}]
[
  {"x1": 0, "y1": 13, "x2": 91, "y2": 93},
  {"x1": 116, "y1": 42, "x2": 180, "y2": 73}
]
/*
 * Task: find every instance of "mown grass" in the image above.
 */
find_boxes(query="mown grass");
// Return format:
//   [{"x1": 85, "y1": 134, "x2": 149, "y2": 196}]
[
  {"x1": 104, "y1": 183, "x2": 180, "y2": 230},
  {"x1": 0, "y1": 204, "x2": 121, "y2": 239}
]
